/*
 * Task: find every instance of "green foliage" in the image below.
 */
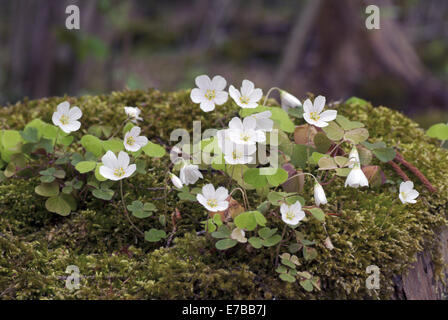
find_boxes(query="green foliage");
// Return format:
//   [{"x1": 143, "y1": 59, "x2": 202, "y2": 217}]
[
  {"x1": 426, "y1": 123, "x2": 448, "y2": 141},
  {"x1": 127, "y1": 200, "x2": 156, "y2": 218},
  {"x1": 0, "y1": 90, "x2": 447, "y2": 300},
  {"x1": 145, "y1": 228, "x2": 167, "y2": 242}
]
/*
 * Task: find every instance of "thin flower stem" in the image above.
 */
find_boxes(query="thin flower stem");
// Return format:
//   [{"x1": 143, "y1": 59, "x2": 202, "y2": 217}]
[
  {"x1": 394, "y1": 151, "x2": 437, "y2": 193},
  {"x1": 109, "y1": 118, "x2": 129, "y2": 139},
  {"x1": 119, "y1": 180, "x2": 144, "y2": 236},
  {"x1": 328, "y1": 140, "x2": 345, "y2": 156},
  {"x1": 274, "y1": 225, "x2": 287, "y2": 267},
  {"x1": 388, "y1": 160, "x2": 409, "y2": 181},
  {"x1": 262, "y1": 87, "x2": 281, "y2": 107},
  {"x1": 230, "y1": 187, "x2": 249, "y2": 210},
  {"x1": 283, "y1": 172, "x2": 318, "y2": 185}
]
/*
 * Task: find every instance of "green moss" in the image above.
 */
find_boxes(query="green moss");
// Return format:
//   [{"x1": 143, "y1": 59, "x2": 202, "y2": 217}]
[{"x1": 1, "y1": 90, "x2": 447, "y2": 299}]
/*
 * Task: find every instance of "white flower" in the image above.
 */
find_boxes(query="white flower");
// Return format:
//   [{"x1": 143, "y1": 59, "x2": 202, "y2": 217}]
[
  {"x1": 179, "y1": 163, "x2": 203, "y2": 185},
  {"x1": 217, "y1": 129, "x2": 232, "y2": 151},
  {"x1": 99, "y1": 151, "x2": 136, "y2": 181},
  {"x1": 227, "y1": 117, "x2": 266, "y2": 145},
  {"x1": 52, "y1": 101, "x2": 82, "y2": 134},
  {"x1": 169, "y1": 173, "x2": 183, "y2": 189},
  {"x1": 190, "y1": 75, "x2": 228, "y2": 112},
  {"x1": 303, "y1": 95, "x2": 337, "y2": 128},
  {"x1": 230, "y1": 228, "x2": 247, "y2": 243},
  {"x1": 248, "y1": 111, "x2": 273, "y2": 132},
  {"x1": 222, "y1": 142, "x2": 257, "y2": 165},
  {"x1": 348, "y1": 146, "x2": 360, "y2": 168},
  {"x1": 399, "y1": 181, "x2": 419, "y2": 204},
  {"x1": 281, "y1": 201, "x2": 306, "y2": 226},
  {"x1": 196, "y1": 184, "x2": 229, "y2": 212},
  {"x1": 124, "y1": 106, "x2": 143, "y2": 123},
  {"x1": 280, "y1": 90, "x2": 301, "y2": 112},
  {"x1": 229, "y1": 79, "x2": 262, "y2": 109},
  {"x1": 345, "y1": 164, "x2": 369, "y2": 188},
  {"x1": 314, "y1": 183, "x2": 327, "y2": 206},
  {"x1": 124, "y1": 127, "x2": 148, "y2": 152}
]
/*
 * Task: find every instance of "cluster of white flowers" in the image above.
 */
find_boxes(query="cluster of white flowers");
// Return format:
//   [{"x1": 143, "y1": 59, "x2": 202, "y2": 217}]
[
  {"x1": 51, "y1": 75, "x2": 420, "y2": 231},
  {"x1": 52, "y1": 103, "x2": 150, "y2": 181},
  {"x1": 190, "y1": 75, "x2": 263, "y2": 112},
  {"x1": 99, "y1": 107, "x2": 149, "y2": 181}
]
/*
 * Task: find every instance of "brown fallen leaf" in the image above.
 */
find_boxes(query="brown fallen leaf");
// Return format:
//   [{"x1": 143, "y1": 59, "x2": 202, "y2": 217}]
[{"x1": 209, "y1": 197, "x2": 245, "y2": 222}]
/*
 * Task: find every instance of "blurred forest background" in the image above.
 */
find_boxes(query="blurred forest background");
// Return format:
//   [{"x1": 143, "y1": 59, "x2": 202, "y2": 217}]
[{"x1": 0, "y1": 0, "x2": 447, "y2": 127}]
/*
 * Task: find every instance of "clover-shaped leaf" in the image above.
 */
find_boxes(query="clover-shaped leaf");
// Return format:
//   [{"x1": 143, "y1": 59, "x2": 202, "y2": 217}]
[
  {"x1": 211, "y1": 225, "x2": 231, "y2": 239},
  {"x1": 248, "y1": 237, "x2": 263, "y2": 249},
  {"x1": 215, "y1": 238, "x2": 237, "y2": 250},
  {"x1": 144, "y1": 228, "x2": 167, "y2": 242},
  {"x1": 127, "y1": 200, "x2": 155, "y2": 218}
]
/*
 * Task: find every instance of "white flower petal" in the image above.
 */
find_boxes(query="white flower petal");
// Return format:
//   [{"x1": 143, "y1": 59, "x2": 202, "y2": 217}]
[
  {"x1": 57, "y1": 101, "x2": 70, "y2": 114},
  {"x1": 407, "y1": 189, "x2": 419, "y2": 200},
  {"x1": 190, "y1": 88, "x2": 205, "y2": 103},
  {"x1": 228, "y1": 117, "x2": 244, "y2": 130},
  {"x1": 313, "y1": 120, "x2": 329, "y2": 128},
  {"x1": 102, "y1": 151, "x2": 118, "y2": 169},
  {"x1": 130, "y1": 126, "x2": 141, "y2": 137},
  {"x1": 99, "y1": 166, "x2": 117, "y2": 181},
  {"x1": 124, "y1": 164, "x2": 136, "y2": 178},
  {"x1": 400, "y1": 181, "x2": 414, "y2": 193},
  {"x1": 195, "y1": 75, "x2": 211, "y2": 90},
  {"x1": 280, "y1": 91, "x2": 301, "y2": 111},
  {"x1": 243, "y1": 102, "x2": 259, "y2": 109},
  {"x1": 242, "y1": 116, "x2": 257, "y2": 130},
  {"x1": 52, "y1": 112, "x2": 61, "y2": 127},
  {"x1": 213, "y1": 91, "x2": 228, "y2": 105},
  {"x1": 211, "y1": 75, "x2": 227, "y2": 91},
  {"x1": 314, "y1": 95, "x2": 326, "y2": 113},
  {"x1": 69, "y1": 106, "x2": 82, "y2": 120},
  {"x1": 256, "y1": 118, "x2": 274, "y2": 131},
  {"x1": 200, "y1": 100, "x2": 215, "y2": 112},
  {"x1": 170, "y1": 174, "x2": 183, "y2": 189},
  {"x1": 117, "y1": 151, "x2": 130, "y2": 168},
  {"x1": 216, "y1": 201, "x2": 229, "y2": 211},
  {"x1": 249, "y1": 88, "x2": 262, "y2": 104},
  {"x1": 319, "y1": 110, "x2": 337, "y2": 122},
  {"x1": 65, "y1": 121, "x2": 81, "y2": 132},
  {"x1": 229, "y1": 85, "x2": 241, "y2": 104},
  {"x1": 215, "y1": 187, "x2": 229, "y2": 201},
  {"x1": 303, "y1": 99, "x2": 313, "y2": 114},
  {"x1": 196, "y1": 194, "x2": 208, "y2": 207},
  {"x1": 241, "y1": 79, "x2": 255, "y2": 96},
  {"x1": 135, "y1": 136, "x2": 148, "y2": 147},
  {"x1": 202, "y1": 183, "x2": 215, "y2": 198}
]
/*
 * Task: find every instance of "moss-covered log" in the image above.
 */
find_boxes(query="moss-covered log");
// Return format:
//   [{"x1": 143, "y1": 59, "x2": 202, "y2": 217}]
[{"x1": 1, "y1": 89, "x2": 447, "y2": 299}]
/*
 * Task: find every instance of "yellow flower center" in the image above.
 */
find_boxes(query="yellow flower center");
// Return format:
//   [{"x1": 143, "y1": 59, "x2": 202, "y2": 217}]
[
  {"x1": 60, "y1": 115, "x2": 69, "y2": 125},
  {"x1": 239, "y1": 96, "x2": 250, "y2": 104},
  {"x1": 126, "y1": 136, "x2": 135, "y2": 146},
  {"x1": 206, "y1": 199, "x2": 218, "y2": 208},
  {"x1": 205, "y1": 90, "x2": 216, "y2": 101},
  {"x1": 310, "y1": 112, "x2": 320, "y2": 121},
  {"x1": 286, "y1": 211, "x2": 295, "y2": 221},
  {"x1": 240, "y1": 133, "x2": 251, "y2": 142},
  {"x1": 114, "y1": 167, "x2": 126, "y2": 178},
  {"x1": 232, "y1": 151, "x2": 239, "y2": 160},
  {"x1": 400, "y1": 191, "x2": 407, "y2": 200}
]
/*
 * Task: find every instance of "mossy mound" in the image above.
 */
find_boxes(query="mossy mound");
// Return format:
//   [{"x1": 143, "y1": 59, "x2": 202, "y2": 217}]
[{"x1": 1, "y1": 89, "x2": 447, "y2": 299}]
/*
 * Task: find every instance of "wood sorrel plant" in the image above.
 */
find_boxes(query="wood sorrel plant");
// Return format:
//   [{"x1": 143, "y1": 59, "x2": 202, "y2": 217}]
[
  {"x1": 0, "y1": 76, "x2": 437, "y2": 294},
  {"x1": 0, "y1": 101, "x2": 166, "y2": 240}
]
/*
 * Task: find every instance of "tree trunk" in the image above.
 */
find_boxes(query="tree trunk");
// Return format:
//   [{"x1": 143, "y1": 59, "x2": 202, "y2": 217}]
[{"x1": 394, "y1": 227, "x2": 448, "y2": 300}]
